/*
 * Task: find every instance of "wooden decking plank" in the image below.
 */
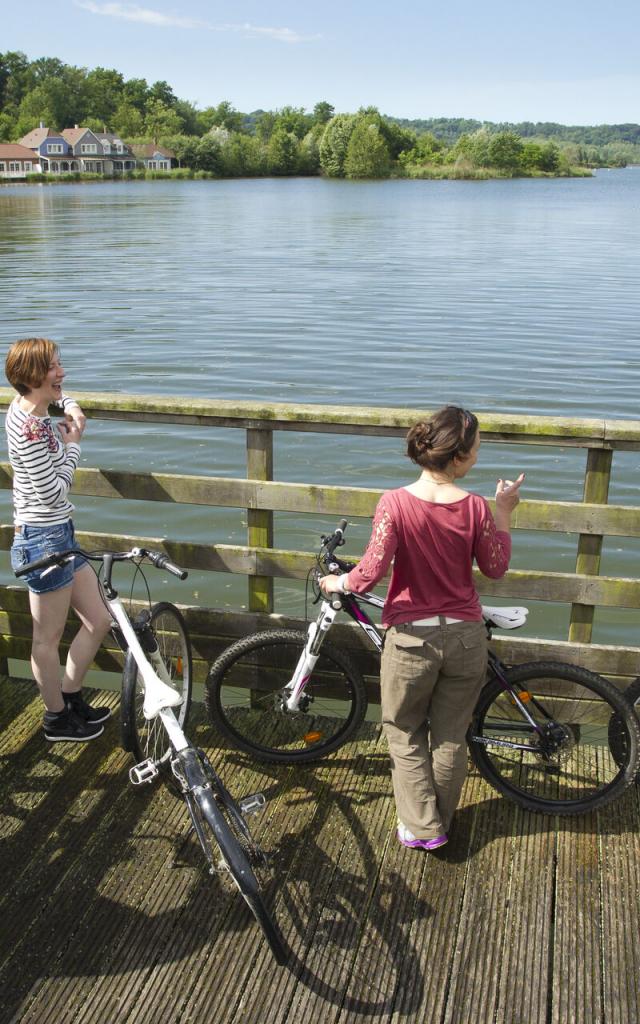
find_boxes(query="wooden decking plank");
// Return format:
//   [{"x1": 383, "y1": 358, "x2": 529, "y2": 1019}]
[
  {"x1": 1, "y1": 676, "x2": 639, "y2": 1024},
  {"x1": 492, "y1": 808, "x2": 556, "y2": 1024},
  {"x1": 0, "y1": 676, "x2": 39, "y2": 755},
  {"x1": 284, "y1": 739, "x2": 399, "y2": 1024},
  {"x1": 34, "y1": 712, "x2": 293, "y2": 1024},
  {"x1": 334, "y1": 774, "x2": 434, "y2": 1023},
  {"x1": 0, "y1": 687, "x2": 120, "y2": 854},
  {"x1": 197, "y1": 726, "x2": 386, "y2": 1024},
  {"x1": 2, "y1": 772, "x2": 182, "y2": 1023},
  {"x1": 109, "y1": 731, "x2": 297, "y2": 1024},
  {"x1": 599, "y1": 787, "x2": 640, "y2": 1024},
  {"x1": 552, "y1": 813, "x2": 603, "y2": 1024},
  {"x1": 441, "y1": 773, "x2": 521, "y2": 1024},
  {"x1": 0, "y1": 711, "x2": 130, "y2": 965}
]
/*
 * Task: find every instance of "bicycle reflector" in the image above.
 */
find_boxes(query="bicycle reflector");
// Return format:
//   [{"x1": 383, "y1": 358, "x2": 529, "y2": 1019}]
[
  {"x1": 304, "y1": 731, "x2": 323, "y2": 745},
  {"x1": 176, "y1": 657, "x2": 183, "y2": 673},
  {"x1": 518, "y1": 691, "x2": 531, "y2": 702}
]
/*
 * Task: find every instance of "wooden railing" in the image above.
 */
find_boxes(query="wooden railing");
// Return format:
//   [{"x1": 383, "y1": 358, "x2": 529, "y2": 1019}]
[{"x1": 1, "y1": 389, "x2": 639, "y2": 691}]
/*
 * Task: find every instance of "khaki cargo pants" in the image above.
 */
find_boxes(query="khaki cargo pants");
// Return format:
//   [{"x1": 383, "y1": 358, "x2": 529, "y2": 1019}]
[{"x1": 380, "y1": 619, "x2": 488, "y2": 841}]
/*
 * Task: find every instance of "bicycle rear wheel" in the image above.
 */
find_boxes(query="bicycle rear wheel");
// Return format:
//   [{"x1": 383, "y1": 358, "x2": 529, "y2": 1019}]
[
  {"x1": 184, "y1": 757, "x2": 287, "y2": 965},
  {"x1": 609, "y1": 676, "x2": 640, "y2": 781},
  {"x1": 205, "y1": 629, "x2": 368, "y2": 763},
  {"x1": 121, "y1": 602, "x2": 193, "y2": 766},
  {"x1": 469, "y1": 661, "x2": 640, "y2": 814}
]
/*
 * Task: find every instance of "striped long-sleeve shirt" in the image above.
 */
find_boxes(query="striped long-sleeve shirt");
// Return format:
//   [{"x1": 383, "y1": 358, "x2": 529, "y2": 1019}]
[{"x1": 6, "y1": 395, "x2": 81, "y2": 525}]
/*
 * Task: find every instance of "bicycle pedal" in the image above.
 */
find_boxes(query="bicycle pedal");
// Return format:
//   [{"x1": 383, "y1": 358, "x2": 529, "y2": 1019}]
[
  {"x1": 239, "y1": 792, "x2": 266, "y2": 817},
  {"x1": 129, "y1": 759, "x2": 160, "y2": 785}
]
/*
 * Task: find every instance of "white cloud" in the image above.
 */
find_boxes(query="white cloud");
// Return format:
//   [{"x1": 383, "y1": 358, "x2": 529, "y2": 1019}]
[{"x1": 74, "y1": 1, "x2": 318, "y2": 43}]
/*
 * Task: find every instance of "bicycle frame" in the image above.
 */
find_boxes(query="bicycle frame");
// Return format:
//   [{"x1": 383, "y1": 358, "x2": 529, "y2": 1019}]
[
  {"x1": 287, "y1": 580, "x2": 548, "y2": 754},
  {"x1": 284, "y1": 588, "x2": 382, "y2": 711},
  {"x1": 108, "y1": 595, "x2": 189, "y2": 755}
]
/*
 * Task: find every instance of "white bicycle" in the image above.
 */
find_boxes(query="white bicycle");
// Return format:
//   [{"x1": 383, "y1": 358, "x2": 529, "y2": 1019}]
[{"x1": 16, "y1": 544, "x2": 287, "y2": 965}]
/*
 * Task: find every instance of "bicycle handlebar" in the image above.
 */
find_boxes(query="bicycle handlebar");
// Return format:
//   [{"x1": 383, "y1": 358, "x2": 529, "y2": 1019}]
[
  {"x1": 14, "y1": 546, "x2": 188, "y2": 581},
  {"x1": 321, "y1": 519, "x2": 348, "y2": 558}
]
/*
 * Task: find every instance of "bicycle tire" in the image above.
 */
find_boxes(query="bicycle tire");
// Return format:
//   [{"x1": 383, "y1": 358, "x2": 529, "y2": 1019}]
[
  {"x1": 609, "y1": 676, "x2": 640, "y2": 781},
  {"x1": 205, "y1": 629, "x2": 368, "y2": 763},
  {"x1": 469, "y1": 660, "x2": 640, "y2": 814},
  {"x1": 121, "y1": 602, "x2": 193, "y2": 766},
  {"x1": 190, "y1": 784, "x2": 287, "y2": 965}
]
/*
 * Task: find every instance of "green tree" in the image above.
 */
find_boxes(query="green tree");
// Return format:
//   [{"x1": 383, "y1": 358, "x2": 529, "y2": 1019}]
[
  {"x1": 85, "y1": 67, "x2": 124, "y2": 126},
  {"x1": 267, "y1": 126, "x2": 300, "y2": 174},
  {"x1": 162, "y1": 133, "x2": 199, "y2": 167},
  {"x1": 537, "y1": 141, "x2": 561, "y2": 172},
  {"x1": 0, "y1": 51, "x2": 32, "y2": 110},
  {"x1": 112, "y1": 100, "x2": 144, "y2": 137},
  {"x1": 312, "y1": 101, "x2": 334, "y2": 125},
  {"x1": 255, "y1": 110, "x2": 277, "y2": 142},
  {"x1": 148, "y1": 80, "x2": 176, "y2": 107},
  {"x1": 344, "y1": 120, "x2": 391, "y2": 179},
  {"x1": 172, "y1": 99, "x2": 199, "y2": 136},
  {"x1": 487, "y1": 130, "x2": 523, "y2": 170},
  {"x1": 144, "y1": 98, "x2": 183, "y2": 141},
  {"x1": 218, "y1": 132, "x2": 266, "y2": 176},
  {"x1": 319, "y1": 114, "x2": 357, "y2": 177},
  {"x1": 122, "y1": 77, "x2": 149, "y2": 111},
  {"x1": 201, "y1": 100, "x2": 244, "y2": 133},
  {"x1": 298, "y1": 128, "x2": 322, "y2": 174},
  {"x1": 195, "y1": 134, "x2": 222, "y2": 173},
  {"x1": 272, "y1": 105, "x2": 310, "y2": 139}
]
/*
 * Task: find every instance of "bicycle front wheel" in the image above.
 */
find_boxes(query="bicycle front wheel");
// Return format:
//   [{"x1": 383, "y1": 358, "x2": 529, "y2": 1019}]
[
  {"x1": 205, "y1": 629, "x2": 368, "y2": 763},
  {"x1": 469, "y1": 661, "x2": 640, "y2": 814},
  {"x1": 121, "y1": 602, "x2": 193, "y2": 766},
  {"x1": 189, "y1": 782, "x2": 287, "y2": 965}
]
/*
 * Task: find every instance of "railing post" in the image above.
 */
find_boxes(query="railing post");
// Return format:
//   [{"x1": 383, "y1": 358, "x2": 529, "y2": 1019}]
[
  {"x1": 568, "y1": 447, "x2": 612, "y2": 644},
  {"x1": 246, "y1": 427, "x2": 274, "y2": 614}
]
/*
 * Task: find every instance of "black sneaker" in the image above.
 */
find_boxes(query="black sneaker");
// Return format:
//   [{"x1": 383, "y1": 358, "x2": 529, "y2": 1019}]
[
  {"x1": 63, "y1": 690, "x2": 112, "y2": 725},
  {"x1": 43, "y1": 708, "x2": 104, "y2": 743}
]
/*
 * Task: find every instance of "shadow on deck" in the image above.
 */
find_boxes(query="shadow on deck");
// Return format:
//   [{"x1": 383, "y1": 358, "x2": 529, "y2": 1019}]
[{"x1": 1, "y1": 677, "x2": 639, "y2": 1024}]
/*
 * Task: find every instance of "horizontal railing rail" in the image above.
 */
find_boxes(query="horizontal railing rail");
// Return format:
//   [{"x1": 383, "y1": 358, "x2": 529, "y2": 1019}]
[{"x1": 1, "y1": 389, "x2": 639, "y2": 686}]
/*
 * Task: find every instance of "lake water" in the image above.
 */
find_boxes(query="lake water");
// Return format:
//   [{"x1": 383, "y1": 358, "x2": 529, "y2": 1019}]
[{"x1": 1, "y1": 171, "x2": 639, "y2": 644}]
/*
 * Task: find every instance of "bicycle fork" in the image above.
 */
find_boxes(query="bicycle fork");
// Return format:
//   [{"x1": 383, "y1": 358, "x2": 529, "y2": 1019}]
[{"x1": 284, "y1": 600, "x2": 339, "y2": 712}]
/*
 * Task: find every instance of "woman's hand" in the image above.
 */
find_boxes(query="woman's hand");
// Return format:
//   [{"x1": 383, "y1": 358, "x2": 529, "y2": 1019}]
[
  {"x1": 57, "y1": 419, "x2": 82, "y2": 445},
  {"x1": 318, "y1": 574, "x2": 344, "y2": 595},
  {"x1": 495, "y1": 473, "x2": 525, "y2": 530},
  {"x1": 495, "y1": 473, "x2": 525, "y2": 510},
  {"x1": 65, "y1": 405, "x2": 86, "y2": 436}
]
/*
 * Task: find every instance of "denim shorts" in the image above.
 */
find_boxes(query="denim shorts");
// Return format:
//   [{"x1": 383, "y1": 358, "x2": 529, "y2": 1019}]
[{"x1": 11, "y1": 520, "x2": 86, "y2": 595}]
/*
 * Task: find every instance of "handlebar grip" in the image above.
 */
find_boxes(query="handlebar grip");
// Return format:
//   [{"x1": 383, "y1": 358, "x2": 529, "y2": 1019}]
[
  {"x1": 155, "y1": 554, "x2": 188, "y2": 580},
  {"x1": 14, "y1": 548, "x2": 76, "y2": 578},
  {"x1": 323, "y1": 519, "x2": 349, "y2": 558}
]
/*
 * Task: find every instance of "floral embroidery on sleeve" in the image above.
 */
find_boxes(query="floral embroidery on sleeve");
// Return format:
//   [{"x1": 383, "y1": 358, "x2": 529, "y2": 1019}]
[
  {"x1": 22, "y1": 416, "x2": 58, "y2": 453},
  {"x1": 347, "y1": 497, "x2": 398, "y2": 590},
  {"x1": 474, "y1": 498, "x2": 511, "y2": 579}
]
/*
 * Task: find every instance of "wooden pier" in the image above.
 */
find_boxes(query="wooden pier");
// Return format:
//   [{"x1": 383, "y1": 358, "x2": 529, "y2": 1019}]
[{"x1": 2, "y1": 677, "x2": 639, "y2": 1024}]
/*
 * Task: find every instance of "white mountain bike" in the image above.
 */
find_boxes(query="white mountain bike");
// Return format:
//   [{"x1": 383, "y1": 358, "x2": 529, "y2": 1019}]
[{"x1": 16, "y1": 544, "x2": 287, "y2": 965}]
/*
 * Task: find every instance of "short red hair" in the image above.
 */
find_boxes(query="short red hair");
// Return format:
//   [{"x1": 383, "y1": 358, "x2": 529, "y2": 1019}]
[{"x1": 5, "y1": 338, "x2": 59, "y2": 395}]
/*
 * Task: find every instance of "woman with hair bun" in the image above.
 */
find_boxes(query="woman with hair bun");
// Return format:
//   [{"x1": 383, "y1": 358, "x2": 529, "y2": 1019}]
[{"x1": 320, "y1": 406, "x2": 524, "y2": 851}]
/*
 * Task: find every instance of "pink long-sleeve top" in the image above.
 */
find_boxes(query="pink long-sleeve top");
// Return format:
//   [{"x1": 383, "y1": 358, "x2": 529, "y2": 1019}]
[{"x1": 344, "y1": 488, "x2": 511, "y2": 626}]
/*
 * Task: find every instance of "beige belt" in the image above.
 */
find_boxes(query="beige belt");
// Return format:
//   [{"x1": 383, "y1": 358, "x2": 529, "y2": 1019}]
[{"x1": 410, "y1": 616, "x2": 464, "y2": 626}]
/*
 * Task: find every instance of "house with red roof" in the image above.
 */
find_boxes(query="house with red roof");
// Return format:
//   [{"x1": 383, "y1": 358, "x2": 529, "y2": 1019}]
[
  {"x1": 131, "y1": 143, "x2": 176, "y2": 171},
  {"x1": 0, "y1": 144, "x2": 42, "y2": 179}
]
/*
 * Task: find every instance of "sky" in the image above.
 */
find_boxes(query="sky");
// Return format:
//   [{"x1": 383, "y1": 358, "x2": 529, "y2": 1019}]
[{"x1": 3, "y1": 0, "x2": 640, "y2": 125}]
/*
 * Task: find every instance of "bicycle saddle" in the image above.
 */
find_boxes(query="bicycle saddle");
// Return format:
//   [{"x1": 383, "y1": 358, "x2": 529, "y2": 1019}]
[{"x1": 481, "y1": 605, "x2": 528, "y2": 630}]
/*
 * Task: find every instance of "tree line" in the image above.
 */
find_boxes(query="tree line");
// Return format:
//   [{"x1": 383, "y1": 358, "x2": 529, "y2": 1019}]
[{"x1": 1, "y1": 51, "x2": 637, "y2": 180}]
